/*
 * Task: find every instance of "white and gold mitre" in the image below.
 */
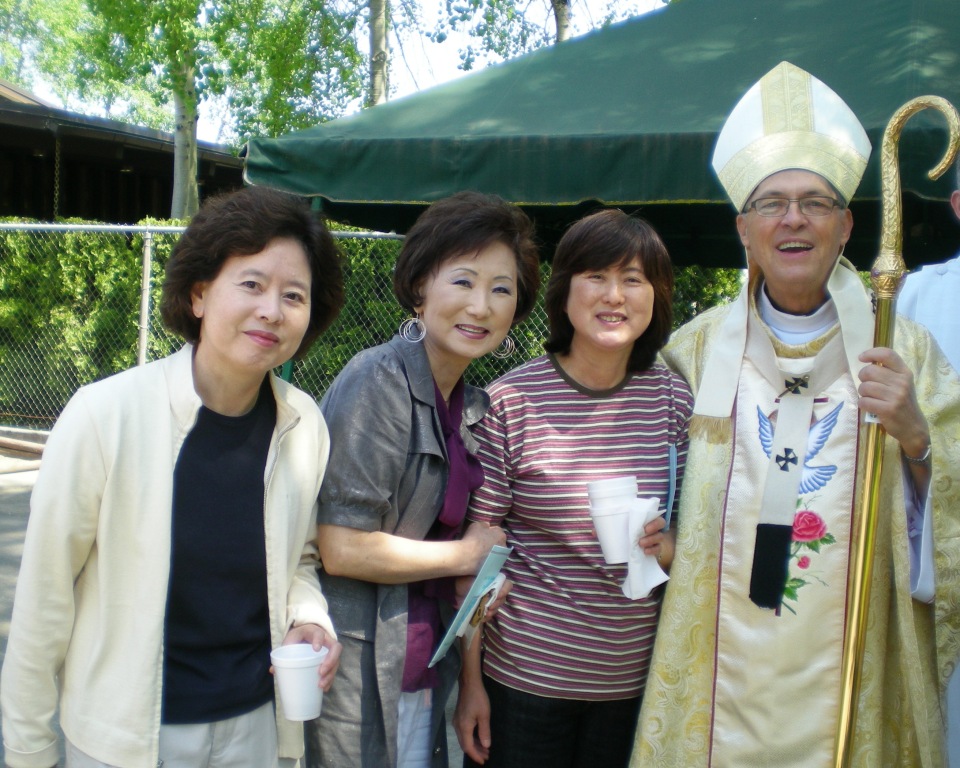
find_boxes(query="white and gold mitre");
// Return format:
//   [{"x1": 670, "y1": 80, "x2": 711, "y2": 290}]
[{"x1": 712, "y1": 61, "x2": 872, "y2": 210}]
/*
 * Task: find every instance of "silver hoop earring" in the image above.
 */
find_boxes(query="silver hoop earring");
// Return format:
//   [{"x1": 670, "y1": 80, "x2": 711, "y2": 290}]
[
  {"x1": 399, "y1": 315, "x2": 426, "y2": 343},
  {"x1": 491, "y1": 335, "x2": 516, "y2": 359}
]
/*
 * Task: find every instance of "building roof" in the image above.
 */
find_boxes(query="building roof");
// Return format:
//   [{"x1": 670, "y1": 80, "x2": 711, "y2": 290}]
[
  {"x1": 0, "y1": 79, "x2": 244, "y2": 222},
  {"x1": 0, "y1": 78, "x2": 55, "y2": 106}
]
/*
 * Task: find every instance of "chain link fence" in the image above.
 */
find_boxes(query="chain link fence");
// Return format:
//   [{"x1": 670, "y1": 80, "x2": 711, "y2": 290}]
[{"x1": 0, "y1": 222, "x2": 742, "y2": 430}]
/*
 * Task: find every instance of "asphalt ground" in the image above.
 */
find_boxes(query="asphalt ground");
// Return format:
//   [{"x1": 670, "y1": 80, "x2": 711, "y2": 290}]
[{"x1": 0, "y1": 449, "x2": 463, "y2": 767}]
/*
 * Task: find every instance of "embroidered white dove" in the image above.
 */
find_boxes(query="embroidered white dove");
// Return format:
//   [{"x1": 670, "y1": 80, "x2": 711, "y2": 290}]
[{"x1": 758, "y1": 401, "x2": 843, "y2": 494}]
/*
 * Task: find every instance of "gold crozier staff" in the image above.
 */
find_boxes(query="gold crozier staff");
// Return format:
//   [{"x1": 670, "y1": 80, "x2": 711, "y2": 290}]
[{"x1": 834, "y1": 95, "x2": 960, "y2": 768}]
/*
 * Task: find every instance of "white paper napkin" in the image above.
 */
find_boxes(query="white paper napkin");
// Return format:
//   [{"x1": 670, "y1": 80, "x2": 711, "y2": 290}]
[{"x1": 623, "y1": 496, "x2": 669, "y2": 599}]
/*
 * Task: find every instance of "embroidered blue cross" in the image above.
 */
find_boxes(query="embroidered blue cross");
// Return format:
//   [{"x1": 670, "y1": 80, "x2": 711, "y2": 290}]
[
  {"x1": 776, "y1": 448, "x2": 798, "y2": 471},
  {"x1": 781, "y1": 376, "x2": 809, "y2": 396}
]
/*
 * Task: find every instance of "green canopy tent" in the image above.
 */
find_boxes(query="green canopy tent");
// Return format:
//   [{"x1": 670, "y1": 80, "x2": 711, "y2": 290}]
[{"x1": 244, "y1": 0, "x2": 960, "y2": 268}]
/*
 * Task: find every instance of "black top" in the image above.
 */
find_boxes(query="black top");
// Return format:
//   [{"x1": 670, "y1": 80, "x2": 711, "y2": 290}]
[{"x1": 162, "y1": 380, "x2": 276, "y2": 724}]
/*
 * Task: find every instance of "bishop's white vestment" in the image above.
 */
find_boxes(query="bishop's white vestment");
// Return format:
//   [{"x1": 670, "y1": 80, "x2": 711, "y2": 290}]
[{"x1": 632, "y1": 284, "x2": 960, "y2": 767}]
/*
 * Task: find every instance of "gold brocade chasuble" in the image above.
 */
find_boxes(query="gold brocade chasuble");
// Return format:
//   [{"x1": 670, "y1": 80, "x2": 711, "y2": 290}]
[
  {"x1": 713, "y1": 315, "x2": 858, "y2": 767},
  {"x1": 636, "y1": 61, "x2": 960, "y2": 768},
  {"x1": 631, "y1": 287, "x2": 960, "y2": 768}
]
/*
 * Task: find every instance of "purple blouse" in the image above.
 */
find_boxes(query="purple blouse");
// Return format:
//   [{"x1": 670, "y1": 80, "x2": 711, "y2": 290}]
[{"x1": 402, "y1": 378, "x2": 484, "y2": 691}]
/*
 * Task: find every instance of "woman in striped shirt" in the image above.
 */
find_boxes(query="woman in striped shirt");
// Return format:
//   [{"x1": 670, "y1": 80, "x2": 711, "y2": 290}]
[{"x1": 454, "y1": 210, "x2": 692, "y2": 768}]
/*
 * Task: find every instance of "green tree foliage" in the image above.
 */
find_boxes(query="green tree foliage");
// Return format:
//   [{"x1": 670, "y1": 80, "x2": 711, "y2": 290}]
[
  {"x1": 0, "y1": 0, "x2": 44, "y2": 84},
  {"x1": 207, "y1": 0, "x2": 365, "y2": 139},
  {"x1": 2, "y1": 0, "x2": 187, "y2": 129},
  {"x1": 297, "y1": 235, "x2": 407, "y2": 391},
  {"x1": 0, "y1": 222, "x2": 143, "y2": 423},
  {"x1": 672, "y1": 265, "x2": 743, "y2": 327},
  {"x1": 1, "y1": 0, "x2": 365, "y2": 216}
]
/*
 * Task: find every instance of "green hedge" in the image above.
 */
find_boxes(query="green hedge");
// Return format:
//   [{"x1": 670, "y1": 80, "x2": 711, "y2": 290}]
[{"x1": 0, "y1": 221, "x2": 742, "y2": 427}]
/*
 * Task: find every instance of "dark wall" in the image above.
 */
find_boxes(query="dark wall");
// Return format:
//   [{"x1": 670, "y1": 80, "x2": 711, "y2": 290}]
[{"x1": 0, "y1": 119, "x2": 243, "y2": 223}]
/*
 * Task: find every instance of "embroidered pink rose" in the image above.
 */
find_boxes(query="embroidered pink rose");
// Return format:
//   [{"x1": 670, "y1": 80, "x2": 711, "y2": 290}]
[
  {"x1": 792, "y1": 510, "x2": 828, "y2": 542},
  {"x1": 783, "y1": 504, "x2": 836, "y2": 614}
]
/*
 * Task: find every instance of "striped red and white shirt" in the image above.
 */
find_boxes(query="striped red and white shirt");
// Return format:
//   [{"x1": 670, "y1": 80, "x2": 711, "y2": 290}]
[{"x1": 468, "y1": 354, "x2": 692, "y2": 700}]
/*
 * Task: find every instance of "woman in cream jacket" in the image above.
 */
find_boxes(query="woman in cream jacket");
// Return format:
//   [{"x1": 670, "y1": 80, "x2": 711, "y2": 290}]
[{"x1": 1, "y1": 186, "x2": 344, "y2": 768}]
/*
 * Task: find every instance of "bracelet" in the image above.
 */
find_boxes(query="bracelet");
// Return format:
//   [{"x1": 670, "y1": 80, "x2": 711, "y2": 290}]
[{"x1": 903, "y1": 443, "x2": 932, "y2": 465}]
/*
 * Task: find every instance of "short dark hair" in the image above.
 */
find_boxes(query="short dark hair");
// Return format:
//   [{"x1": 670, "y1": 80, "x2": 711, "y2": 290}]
[
  {"x1": 161, "y1": 186, "x2": 344, "y2": 358},
  {"x1": 544, "y1": 209, "x2": 674, "y2": 373},
  {"x1": 393, "y1": 192, "x2": 540, "y2": 324}
]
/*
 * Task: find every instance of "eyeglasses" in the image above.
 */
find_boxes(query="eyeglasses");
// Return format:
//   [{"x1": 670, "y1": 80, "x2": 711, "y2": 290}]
[{"x1": 744, "y1": 196, "x2": 844, "y2": 217}]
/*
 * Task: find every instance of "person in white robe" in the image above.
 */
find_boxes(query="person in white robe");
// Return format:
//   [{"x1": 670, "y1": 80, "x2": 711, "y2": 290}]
[
  {"x1": 898, "y1": 164, "x2": 960, "y2": 374},
  {"x1": 631, "y1": 61, "x2": 960, "y2": 768},
  {"x1": 898, "y1": 162, "x2": 960, "y2": 768}
]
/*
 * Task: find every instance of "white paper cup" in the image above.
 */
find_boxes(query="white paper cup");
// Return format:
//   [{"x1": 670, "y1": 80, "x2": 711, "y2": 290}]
[
  {"x1": 589, "y1": 503, "x2": 631, "y2": 563},
  {"x1": 587, "y1": 476, "x2": 637, "y2": 564},
  {"x1": 587, "y1": 476, "x2": 638, "y2": 503},
  {"x1": 270, "y1": 644, "x2": 329, "y2": 721}
]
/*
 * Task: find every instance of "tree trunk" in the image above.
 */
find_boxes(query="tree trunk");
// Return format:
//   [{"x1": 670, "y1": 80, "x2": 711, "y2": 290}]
[
  {"x1": 552, "y1": 0, "x2": 571, "y2": 43},
  {"x1": 171, "y1": 56, "x2": 199, "y2": 219},
  {"x1": 368, "y1": 0, "x2": 388, "y2": 106}
]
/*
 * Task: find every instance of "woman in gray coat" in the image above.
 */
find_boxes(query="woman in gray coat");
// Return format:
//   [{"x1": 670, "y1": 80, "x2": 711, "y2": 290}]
[{"x1": 306, "y1": 192, "x2": 540, "y2": 768}]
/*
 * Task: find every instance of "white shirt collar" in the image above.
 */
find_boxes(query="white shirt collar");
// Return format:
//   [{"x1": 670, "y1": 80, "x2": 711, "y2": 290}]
[{"x1": 759, "y1": 284, "x2": 838, "y2": 345}]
